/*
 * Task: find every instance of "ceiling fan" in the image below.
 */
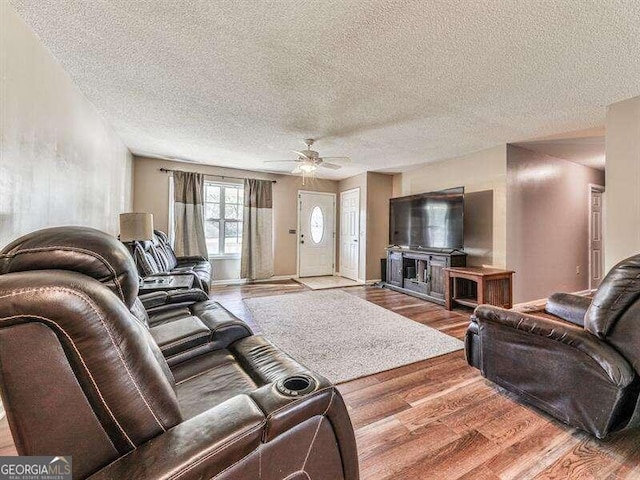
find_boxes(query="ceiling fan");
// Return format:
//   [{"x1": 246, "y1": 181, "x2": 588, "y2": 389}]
[{"x1": 264, "y1": 139, "x2": 351, "y2": 178}]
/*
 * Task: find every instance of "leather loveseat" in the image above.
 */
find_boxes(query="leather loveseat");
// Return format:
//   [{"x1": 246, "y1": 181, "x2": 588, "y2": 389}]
[
  {"x1": 466, "y1": 254, "x2": 640, "y2": 438},
  {"x1": 132, "y1": 229, "x2": 212, "y2": 293},
  {"x1": 0, "y1": 226, "x2": 358, "y2": 479}
]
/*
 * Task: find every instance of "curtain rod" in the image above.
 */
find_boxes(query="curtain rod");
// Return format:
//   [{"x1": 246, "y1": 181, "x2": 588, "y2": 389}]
[{"x1": 159, "y1": 167, "x2": 276, "y2": 183}]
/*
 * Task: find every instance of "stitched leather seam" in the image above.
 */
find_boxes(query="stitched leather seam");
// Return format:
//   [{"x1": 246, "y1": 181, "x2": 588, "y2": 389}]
[
  {"x1": 259, "y1": 439, "x2": 262, "y2": 479},
  {"x1": 302, "y1": 418, "x2": 324, "y2": 471},
  {"x1": 0, "y1": 246, "x2": 126, "y2": 302},
  {"x1": 0, "y1": 313, "x2": 135, "y2": 448},
  {"x1": 207, "y1": 440, "x2": 261, "y2": 480},
  {"x1": 171, "y1": 420, "x2": 266, "y2": 480},
  {"x1": 282, "y1": 471, "x2": 311, "y2": 480},
  {"x1": 0, "y1": 287, "x2": 168, "y2": 432},
  {"x1": 302, "y1": 391, "x2": 334, "y2": 470}
]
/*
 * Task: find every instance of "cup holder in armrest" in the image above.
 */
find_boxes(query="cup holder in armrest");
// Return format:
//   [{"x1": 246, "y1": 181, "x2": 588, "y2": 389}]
[{"x1": 275, "y1": 375, "x2": 317, "y2": 397}]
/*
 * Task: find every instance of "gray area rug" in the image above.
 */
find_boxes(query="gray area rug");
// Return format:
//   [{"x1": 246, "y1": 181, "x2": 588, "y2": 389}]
[{"x1": 244, "y1": 290, "x2": 464, "y2": 383}]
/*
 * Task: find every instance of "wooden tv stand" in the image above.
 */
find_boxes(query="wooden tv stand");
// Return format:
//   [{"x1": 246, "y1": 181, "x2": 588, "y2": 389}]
[
  {"x1": 385, "y1": 247, "x2": 467, "y2": 305},
  {"x1": 443, "y1": 267, "x2": 515, "y2": 311}
]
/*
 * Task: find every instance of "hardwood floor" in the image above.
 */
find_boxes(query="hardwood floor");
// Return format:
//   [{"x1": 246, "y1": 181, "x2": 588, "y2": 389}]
[{"x1": 1, "y1": 281, "x2": 639, "y2": 479}]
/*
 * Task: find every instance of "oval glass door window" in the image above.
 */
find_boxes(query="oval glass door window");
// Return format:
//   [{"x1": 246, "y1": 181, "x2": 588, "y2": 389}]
[{"x1": 310, "y1": 206, "x2": 324, "y2": 243}]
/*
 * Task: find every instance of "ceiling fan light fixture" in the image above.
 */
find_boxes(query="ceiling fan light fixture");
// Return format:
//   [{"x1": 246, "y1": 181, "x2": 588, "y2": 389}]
[{"x1": 299, "y1": 163, "x2": 318, "y2": 173}]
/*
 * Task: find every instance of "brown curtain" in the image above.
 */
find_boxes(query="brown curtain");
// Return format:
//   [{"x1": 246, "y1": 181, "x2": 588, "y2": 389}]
[
  {"x1": 241, "y1": 179, "x2": 274, "y2": 280},
  {"x1": 173, "y1": 170, "x2": 208, "y2": 258}
]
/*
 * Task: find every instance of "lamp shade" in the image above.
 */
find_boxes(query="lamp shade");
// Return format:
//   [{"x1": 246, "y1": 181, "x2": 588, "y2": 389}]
[{"x1": 119, "y1": 213, "x2": 154, "y2": 242}]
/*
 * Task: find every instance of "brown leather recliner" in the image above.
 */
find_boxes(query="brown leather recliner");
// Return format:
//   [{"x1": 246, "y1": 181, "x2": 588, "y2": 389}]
[
  {"x1": 0, "y1": 226, "x2": 358, "y2": 479},
  {"x1": 466, "y1": 254, "x2": 640, "y2": 438},
  {"x1": 131, "y1": 230, "x2": 212, "y2": 293}
]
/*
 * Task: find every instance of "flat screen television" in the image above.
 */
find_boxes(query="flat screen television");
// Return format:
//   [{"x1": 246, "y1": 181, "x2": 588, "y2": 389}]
[{"x1": 389, "y1": 187, "x2": 464, "y2": 249}]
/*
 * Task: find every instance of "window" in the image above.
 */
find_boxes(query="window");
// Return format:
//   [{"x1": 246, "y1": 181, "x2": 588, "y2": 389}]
[
  {"x1": 310, "y1": 206, "x2": 324, "y2": 243},
  {"x1": 204, "y1": 182, "x2": 244, "y2": 256}
]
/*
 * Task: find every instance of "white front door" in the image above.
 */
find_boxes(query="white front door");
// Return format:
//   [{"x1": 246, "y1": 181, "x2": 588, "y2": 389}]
[
  {"x1": 340, "y1": 188, "x2": 360, "y2": 280},
  {"x1": 298, "y1": 191, "x2": 335, "y2": 277}
]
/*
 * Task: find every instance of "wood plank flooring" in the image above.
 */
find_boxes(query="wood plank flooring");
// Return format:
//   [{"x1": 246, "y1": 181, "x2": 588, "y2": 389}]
[{"x1": 1, "y1": 281, "x2": 639, "y2": 479}]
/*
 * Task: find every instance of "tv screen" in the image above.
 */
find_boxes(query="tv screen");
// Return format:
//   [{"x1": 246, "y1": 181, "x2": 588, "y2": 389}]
[{"x1": 389, "y1": 187, "x2": 464, "y2": 249}]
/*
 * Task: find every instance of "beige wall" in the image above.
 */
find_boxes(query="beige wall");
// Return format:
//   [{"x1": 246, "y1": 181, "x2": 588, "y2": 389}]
[
  {"x1": 0, "y1": 3, "x2": 133, "y2": 247},
  {"x1": 366, "y1": 172, "x2": 393, "y2": 280},
  {"x1": 393, "y1": 145, "x2": 508, "y2": 268},
  {"x1": 133, "y1": 156, "x2": 338, "y2": 280},
  {"x1": 605, "y1": 96, "x2": 640, "y2": 271},
  {"x1": 506, "y1": 145, "x2": 605, "y2": 303}
]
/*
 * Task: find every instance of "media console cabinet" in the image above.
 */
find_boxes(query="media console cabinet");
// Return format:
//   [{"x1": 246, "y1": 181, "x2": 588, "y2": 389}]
[{"x1": 385, "y1": 247, "x2": 467, "y2": 305}]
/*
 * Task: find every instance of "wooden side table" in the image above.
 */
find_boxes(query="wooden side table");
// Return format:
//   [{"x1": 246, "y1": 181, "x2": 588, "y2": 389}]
[{"x1": 443, "y1": 267, "x2": 515, "y2": 311}]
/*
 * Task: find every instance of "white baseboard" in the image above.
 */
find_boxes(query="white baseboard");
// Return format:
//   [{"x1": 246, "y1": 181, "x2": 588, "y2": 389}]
[
  {"x1": 253, "y1": 275, "x2": 296, "y2": 283},
  {"x1": 573, "y1": 289, "x2": 596, "y2": 296},
  {"x1": 513, "y1": 288, "x2": 594, "y2": 310},
  {"x1": 211, "y1": 275, "x2": 295, "y2": 286}
]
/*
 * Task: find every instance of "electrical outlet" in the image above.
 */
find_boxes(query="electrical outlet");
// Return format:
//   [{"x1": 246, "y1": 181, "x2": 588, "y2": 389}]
[{"x1": 576, "y1": 266, "x2": 580, "y2": 275}]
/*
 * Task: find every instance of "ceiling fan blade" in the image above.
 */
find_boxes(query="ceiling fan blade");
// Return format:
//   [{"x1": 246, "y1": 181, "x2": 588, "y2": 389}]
[
  {"x1": 292, "y1": 150, "x2": 311, "y2": 160},
  {"x1": 264, "y1": 160, "x2": 299, "y2": 163},
  {"x1": 321, "y1": 156, "x2": 351, "y2": 163},
  {"x1": 320, "y1": 162, "x2": 342, "y2": 170}
]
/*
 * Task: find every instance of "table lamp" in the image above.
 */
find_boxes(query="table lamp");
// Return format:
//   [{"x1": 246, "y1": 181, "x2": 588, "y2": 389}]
[{"x1": 119, "y1": 212, "x2": 154, "y2": 242}]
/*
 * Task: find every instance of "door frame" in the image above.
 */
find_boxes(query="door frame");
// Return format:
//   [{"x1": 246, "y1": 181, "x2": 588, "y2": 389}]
[
  {"x1": 588, "y1": 183, "x2": 605, "y2": 291},
  {"x1": 297, "y1": 190, "x2": 337, "y2": 278},
  {"x1": 339, "y1": 188, "x2": 361, "y2": 280}
]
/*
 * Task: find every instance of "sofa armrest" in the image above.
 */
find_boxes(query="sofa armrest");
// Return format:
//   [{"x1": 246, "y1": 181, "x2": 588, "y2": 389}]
[
  {"x1": 545, "y1": 292, "x2": 592, "y2": 326},
  {"x1": 138, "y1": 291, "x2": 169, "y2": 309},
  {"x1": 177, "y1": 255, "x2": 209, "y2": 264},
  {"x1": 87, "y1": 395, "x2": 265, "y2": 480},
  {"x1": 139, "y1": 289, "x2": 209, "y2": 309},
  {"x1": 171, "y1": 266, "x2": 195, "y2": 272},
  {"x1": 474, "y1": 305, "x2": 635, "y2": 387}
]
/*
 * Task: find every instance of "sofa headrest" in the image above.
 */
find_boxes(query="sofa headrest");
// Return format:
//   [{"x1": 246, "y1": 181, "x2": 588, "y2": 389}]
[
  {"x1": 585, "y1": 253, "x2": 640, "y2": 338},
  {"x1": 154, "y1": 229, "x2": 169, "y2": 244},
  {"x1": 0, "y1": 226, "x2": 139, "y2": 308}
]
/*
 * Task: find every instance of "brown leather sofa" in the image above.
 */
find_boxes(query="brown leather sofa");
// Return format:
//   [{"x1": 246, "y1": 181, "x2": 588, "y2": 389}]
[
  {"x1": 132, "y1": 230, "x2": 212, "y2": 293},
  {"x1": 0, "y1": 226, "x2": 358, "y2": 479},
  {"x1": 466, "y1": 254, "x2": 640, "y2": 438}
]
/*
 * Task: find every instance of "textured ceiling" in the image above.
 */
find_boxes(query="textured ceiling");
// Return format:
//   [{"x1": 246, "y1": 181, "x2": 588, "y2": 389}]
[{"x1": 10, "y1": 1, "x2": 640, "y2": 179}]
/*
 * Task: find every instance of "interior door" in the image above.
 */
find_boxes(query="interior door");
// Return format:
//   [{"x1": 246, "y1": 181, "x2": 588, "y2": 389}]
[
  {"x1": 298, "y1": 191, "x2": 336, "y2": 277},
  {"x1": 340, "y1": 188, "x2": 360, "y2": 280},
  {"x1": 590, "y1": 186, "x2": 604, "y2": 289}
]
